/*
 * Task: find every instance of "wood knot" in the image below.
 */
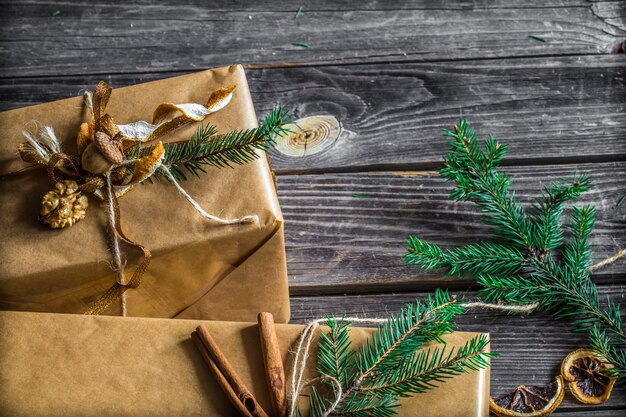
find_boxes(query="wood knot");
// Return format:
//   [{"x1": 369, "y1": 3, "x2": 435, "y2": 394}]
[{"x1": 274, "y1": 115, "x2": 342, "y2": 157}]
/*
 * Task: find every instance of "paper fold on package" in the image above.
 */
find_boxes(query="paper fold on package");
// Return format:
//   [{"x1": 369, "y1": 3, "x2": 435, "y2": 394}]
[
  {"x1": 0, "y1": 66, "x2": 289, "y2": 322},
  {"x1": 0, "y1": 311, "x2": 490, "y2": 417}
]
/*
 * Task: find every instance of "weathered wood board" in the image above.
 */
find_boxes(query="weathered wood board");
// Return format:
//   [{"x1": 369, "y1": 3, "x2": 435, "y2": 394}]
[
  {"x1": 1, "y1": 0, "x2": 625, "y2": 414},
  {"x1": 278, "y1": 163, "x2": 626, "y2": 294},
  {"x1": 1, "y1": 1, "x2": 624, "y2": 76},
  {"x1": 2, "y1": 55, "x2": 625, "y2": 170}
]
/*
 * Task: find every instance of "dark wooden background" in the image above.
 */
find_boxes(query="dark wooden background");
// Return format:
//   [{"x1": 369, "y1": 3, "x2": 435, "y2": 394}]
[{"x1": 1, "y1": 1, "x2": 625, "y2": 415}]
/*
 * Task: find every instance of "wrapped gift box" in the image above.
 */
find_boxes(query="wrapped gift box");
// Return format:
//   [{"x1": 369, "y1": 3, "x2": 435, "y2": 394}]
[
  {"x1": 0, "y1": 66, "x2": 289, "y2": 322},
  {"x1": 0, "y1": 311, "x2": 490, "y2": 417}
]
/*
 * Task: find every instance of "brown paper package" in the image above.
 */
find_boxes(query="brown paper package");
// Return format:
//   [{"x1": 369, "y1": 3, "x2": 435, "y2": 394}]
[
  {"x1": 0, "y1": 311, "x2": 490, "y2": 417},
  {"x1": 0, "y1": 66, "x2": 290, "y2": 322}
]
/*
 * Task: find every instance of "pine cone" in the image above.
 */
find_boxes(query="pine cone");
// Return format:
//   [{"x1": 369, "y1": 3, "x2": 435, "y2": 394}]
[{"x1": 40, "y1": 180, "x2": 89, "y2": 229}]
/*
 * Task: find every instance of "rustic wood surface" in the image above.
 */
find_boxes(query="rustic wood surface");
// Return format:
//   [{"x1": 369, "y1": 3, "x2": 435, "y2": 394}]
[{"x1": 1, "y1": 0, "x2": 625, "y2": 415}]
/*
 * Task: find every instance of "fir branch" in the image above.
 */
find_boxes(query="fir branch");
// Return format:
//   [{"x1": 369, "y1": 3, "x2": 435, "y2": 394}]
[
  {"x1": 355, "y1": 290, "x2": 463, "y2": 379},
  {"x1": 405, "y1": 238, "x2": 527, "y2": 277},
  {"x1": 439, "y1": 120, "x2": 533, "y2": 250},
  {"x1": 313, "y1": 290, "x2": 493, "y2": 417},
  {"x1": 562, "y1": 206, "x2": 594, "y2": 283},
  {"x1": 404, "y1": 119, "x2": 626, "y2": 385},
  {"x1": 318, "y1": 316, "x2": 357, "y2": 387},
  {"x1": 530, "y1": 174, "x2": 591, "y2": 253},
  {"x1": 330, "y1": 394, "x2": 398, "y2": 417},
  {"x1": 477, "y1": 274, "x2": 547, "y2": 306},
  {"x1": 590, "y1": 325, "x2": 626, "y2": 380},
  {"x1": 128, "y1": 107, "x2": 290, "y2": 182},
  {"x1": 358, "y1": 334, "x2": 493, "y2": 397}
]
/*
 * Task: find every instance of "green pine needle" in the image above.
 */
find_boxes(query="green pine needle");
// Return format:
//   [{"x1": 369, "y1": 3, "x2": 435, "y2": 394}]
[
  {"x1": 404, "y1": 119, "x2": 626, "y2": 385},
  {"x1": 356, "y1": 290, "x2": 463, "y2": 376},
  {"x1": 311, "y1": 290, "x2": 493, "y2": 417},
  {"x1": 318, "y1": 316, "x2": 357, "y2": 387},
  {"x1": 562, "y1": 206, "x2": 595, "y2": 282},
  {"x1": 128, "y1": 107, "x2": 290, "y2": 182},
  {"x1": 530, "y1": 174, "x2": 591, "y2": 252},
  {"x1": 330, "y1": 393, "x2": 398, "y2": 417},
  {"x1": 293, "y1": 42, "x2": 310, "y2": 48},
  {"x1": 406, "y1": 238, "x2": 527, "y2": 277},
  {"x1": 309, "y1": 387, "x2": 331, "y2": 417},
  {"x1": 440, "y1": 121, "x2": 533, "y2": 250},
  {"x1": 358, "y1": 334, "x2": 494, "y2": 397}
]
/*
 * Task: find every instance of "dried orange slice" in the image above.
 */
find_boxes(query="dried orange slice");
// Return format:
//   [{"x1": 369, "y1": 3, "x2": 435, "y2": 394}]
[
  {"x1": 490, "y1": 376, "x2": 565, "y2": 417},
  {"x1": 560, "y1": 348, "x2": 616, "y2": 404}
]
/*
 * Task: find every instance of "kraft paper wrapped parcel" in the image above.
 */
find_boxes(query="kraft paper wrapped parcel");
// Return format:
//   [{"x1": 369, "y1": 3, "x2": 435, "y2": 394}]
[
  {"x1": 0, "y1": 66, "x2": 289, "y2": 322},
  {"x1": 0, "y1": 311, "x2": 491, "y2": 417},
  {"x1": 0, "y1": 66, "x2": 491, "y2": 417}
]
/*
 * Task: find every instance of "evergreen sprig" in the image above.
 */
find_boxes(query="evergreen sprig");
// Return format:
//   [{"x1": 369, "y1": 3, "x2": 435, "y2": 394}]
[
  {"x1": 310, "y1": 290, "x2": 495, "y2": 416},
  {"x1": 318, "y1": 316, "x2": 357, "y2": 387},
  {"x1": 128, "y1": 107, "x2": 290, "y2": 182},
  {"x1": 403, "y1": 119, "x2": 626, "y2": 384},
  {"x1": 360, "y1": 334, "x2": 491, "y2": 398}
]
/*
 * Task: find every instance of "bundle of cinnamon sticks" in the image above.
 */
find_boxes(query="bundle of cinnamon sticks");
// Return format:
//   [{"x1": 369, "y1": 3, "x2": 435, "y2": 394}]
[{"x1": 192, "y1": 312, "x2": 287, "y2": 417}]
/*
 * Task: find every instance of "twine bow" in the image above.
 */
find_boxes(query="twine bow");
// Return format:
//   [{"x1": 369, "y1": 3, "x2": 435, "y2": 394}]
[{"x1": 18, "y1": 81, "x2": 255, "y2": 315}]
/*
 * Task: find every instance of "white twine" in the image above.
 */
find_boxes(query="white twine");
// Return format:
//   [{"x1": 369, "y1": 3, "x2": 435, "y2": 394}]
[
  {"x1": 159, "y1": 166, "x2": 258, "y2": 225},
  {"x1": 287, "y1": 301, "x2": 538, "y2": 417},
  {"x1": 589, "y1": 249, "x2": 626, "y2": 272},
  {"x1": 104, "y1": 170, "x2": 127, "y2": 284},
  {"x1": 104, "y1": 170, "x2": 129, "y2": 317},
  {"x1": 318, "y1": 376, "x2": 342, "y2": 417},
  {"x1": 462, "y1": 301, "x2": 539, "y2": 313},
  {"x1": 288, "y1": 317, "x2": 386, "y2": 417},
  {"x1": 289, "y1": 319, "x2": 321, "y2": 417}
]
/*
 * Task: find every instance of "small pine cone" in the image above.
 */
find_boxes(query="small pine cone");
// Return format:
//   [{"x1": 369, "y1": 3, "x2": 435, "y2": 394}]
[{"x1": 40, "y1": 180, "x2": 89, "y2": 229}]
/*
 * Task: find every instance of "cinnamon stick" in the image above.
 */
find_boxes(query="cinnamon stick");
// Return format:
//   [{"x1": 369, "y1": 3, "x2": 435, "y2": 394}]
[
  {"x1": 258, "y1": 312, "x2": 287, "y2": 417},
  {"x1": 191, "y1": 332, "x2": 254, "y2": 417},
  {"x1": 193, "y1": 325, "x2": 269, "y2": 417}
]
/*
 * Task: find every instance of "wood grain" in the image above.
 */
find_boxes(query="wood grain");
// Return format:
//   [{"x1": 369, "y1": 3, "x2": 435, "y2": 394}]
[
  {"x1": 277, "y1": 162, "x2": 626, "y2": 295},
  {"x1": 1, "y1": 55, "x2": 624, "y2": 170},
  {"x1": 1, "y1": 1, "x2": 625, "y2": 413},
  {"x1": 0, "y1": 1, "x2": 624, "y2": 77},
  {"x1": 289, "y1": 286, "x2": 626, "y2": 412},
  {"x1": 253, "y1": 55, "x2": 626, "y2": 171}
]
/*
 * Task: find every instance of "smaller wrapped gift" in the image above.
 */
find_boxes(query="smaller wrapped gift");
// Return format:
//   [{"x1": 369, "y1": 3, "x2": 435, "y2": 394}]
[
  {"x1": 0, "y1": 311, "x2": 490, "y2": 417},
  {"x1": 0, "y1": 66, "x2": 289, "y2": 322}
]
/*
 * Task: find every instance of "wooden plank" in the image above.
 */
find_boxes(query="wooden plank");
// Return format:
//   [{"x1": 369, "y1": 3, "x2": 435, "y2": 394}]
[
  {"x1": 0, "y1": 1, "x2": 624, "y2": 77},
  {"x1": 254, "y1": 55, "x2": 626, "y2": 171},
  {"x1": 278, "y1": 162, "x2": 626, "y2": 295},
  {"x1": 289, "y1": 285, "x2": 626, "y2": 411},
  {"x1": 1, "y1": 56, "x2": 625, "y2": 169}
]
